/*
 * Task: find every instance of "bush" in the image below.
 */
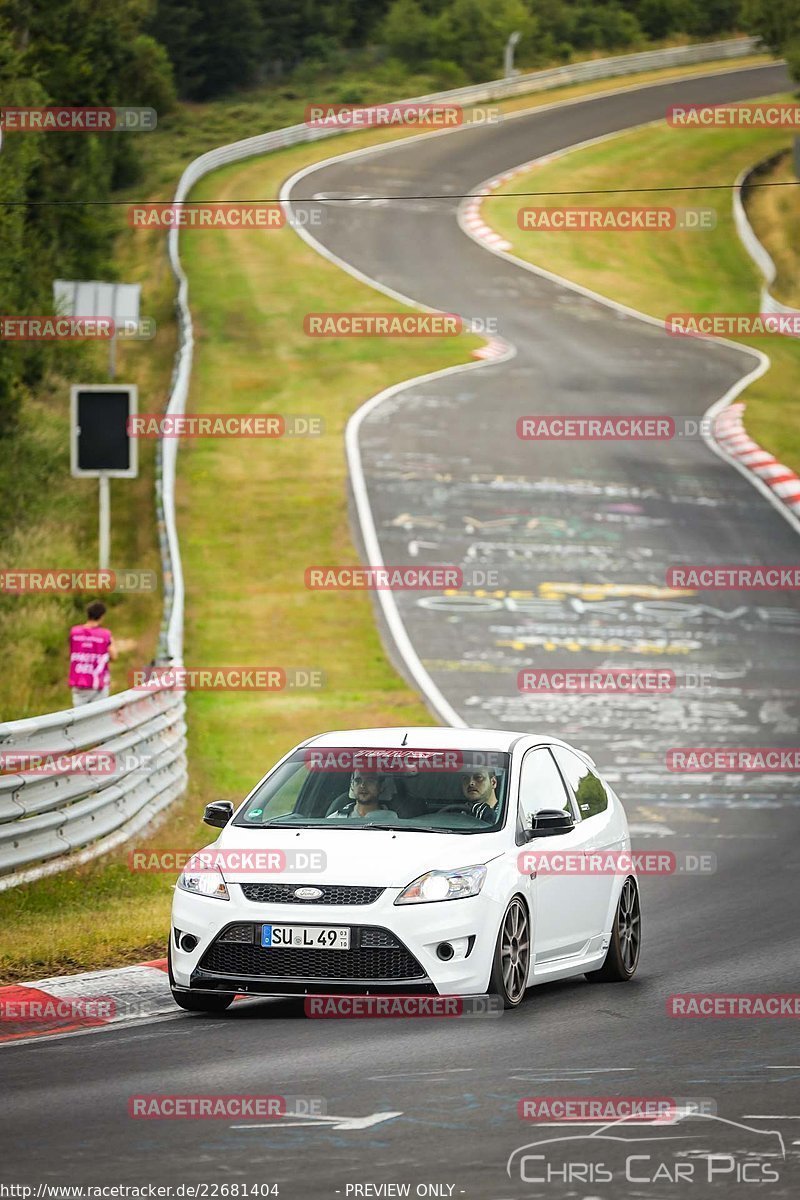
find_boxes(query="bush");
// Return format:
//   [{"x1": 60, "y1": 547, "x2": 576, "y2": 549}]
[
  {"x1": 426, "y1": 58, "x2": 469, "y2": 87},
  {"x1": 785, "y1": 37, "x2": 800, "y2": 85},
  {"x1": 381, "y1": 0, "x2": 439, "y2": 65},
  {"x1": 571, "y1": 3, "x2": 642, "y2": 50},
  {"x1": 338, "y1": 85, "x2": 366, "y2": 103},
  {"x1": 637, "y1": 0, "x2": 691, "y2": 41}
]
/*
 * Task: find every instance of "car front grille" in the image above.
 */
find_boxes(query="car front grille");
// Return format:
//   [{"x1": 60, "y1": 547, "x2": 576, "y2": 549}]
[
  {"x1": 200, "y1": 924, "x2": 425, "y2": 981},
  {"x1": 239, "y1": 883, "x2": 385, "y2": 905}
]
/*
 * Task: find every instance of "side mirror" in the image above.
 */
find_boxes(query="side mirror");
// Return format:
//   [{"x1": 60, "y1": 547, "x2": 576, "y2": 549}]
[
  {"x1": 528, "y1": 809, "x2": 575, "y2": 839},
  {"x1": 203, "y1": 800, "x2": 234, "y2": 828}
]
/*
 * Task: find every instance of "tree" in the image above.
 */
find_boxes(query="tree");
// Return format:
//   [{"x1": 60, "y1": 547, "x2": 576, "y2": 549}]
[
  {"x1": 0, "y1": 1, "x2": 175, "y2": 434},
  {"x1": 569, "y1": 2, "x2": 641, "y2": 51},
  {"x1": 434, "y1": 0, "x2": 538, "y2": 80},
  {"x1": 0, "y1": 21, "x2": 49, "y2": 434},
  {"x1": 147, "y1": 0, "x2": 205, "y2": 98},
  {"x1": 381, "y1": 0, "x2": 439, "y2": 65},
  {"x1": 636, "y1": 0, "x2": 691, "y2": 41},
  {"x1": 741, "y1": 0, "x2": 799, "y2": 52},
  {"x1": 742, "y1": 0, "x2": 800, "y2": 81}
]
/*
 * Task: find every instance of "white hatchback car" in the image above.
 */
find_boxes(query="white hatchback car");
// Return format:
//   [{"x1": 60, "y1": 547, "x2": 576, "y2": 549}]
[{"x1": 169, "y1": 727, "x2": 641, "y2": 1011}]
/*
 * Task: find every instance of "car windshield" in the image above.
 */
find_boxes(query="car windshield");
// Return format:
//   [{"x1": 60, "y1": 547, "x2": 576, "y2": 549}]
[{"x1": 234, "y1": 748, "x2": 511, "y2": 833}]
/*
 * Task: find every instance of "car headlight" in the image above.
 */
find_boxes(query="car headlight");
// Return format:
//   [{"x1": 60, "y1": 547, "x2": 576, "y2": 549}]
[
  {"x1": 395, "y1": 864, "x2": 487, "y2": 905},
  {"x1": 177, "y1": 864, "x2": 229, "y2": 900}
]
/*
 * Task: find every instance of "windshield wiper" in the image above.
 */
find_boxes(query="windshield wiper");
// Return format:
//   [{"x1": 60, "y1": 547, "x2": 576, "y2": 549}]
[{"x1": 237, "y1": 820, "x2": 484, "y2": 833}]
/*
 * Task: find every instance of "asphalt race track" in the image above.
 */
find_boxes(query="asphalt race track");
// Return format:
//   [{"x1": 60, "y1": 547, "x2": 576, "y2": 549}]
[{"x1": 3, "y1": 63, "x2": 799, "y2": 1199}]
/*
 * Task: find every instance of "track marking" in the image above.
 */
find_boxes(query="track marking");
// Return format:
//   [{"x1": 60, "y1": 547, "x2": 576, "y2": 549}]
[
  {"x1": 628, "y1": 823, "x2": 677, "y2": 836},
  {"x1": 369, "y1": 1068, "x2": 474, "y2": 1079},
  {"x1": 232, "y1": 1111, "x2": 403, "y2": 1131}
]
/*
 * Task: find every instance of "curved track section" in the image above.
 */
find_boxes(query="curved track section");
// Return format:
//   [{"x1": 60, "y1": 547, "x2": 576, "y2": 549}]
[{"x1": 288, "y1": 63, "x2": 800, "y2": 810}]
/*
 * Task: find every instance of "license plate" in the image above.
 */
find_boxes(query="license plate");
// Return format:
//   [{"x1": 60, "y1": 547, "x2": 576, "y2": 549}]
[{"x1": 261, "y1": 924, "x2": 350, "y2": 950}]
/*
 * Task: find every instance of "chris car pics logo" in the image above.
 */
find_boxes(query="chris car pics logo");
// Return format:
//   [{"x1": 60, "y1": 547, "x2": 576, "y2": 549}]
[{"x1": 506, "y1": 1112, "x2": 785, "y2": 1188}]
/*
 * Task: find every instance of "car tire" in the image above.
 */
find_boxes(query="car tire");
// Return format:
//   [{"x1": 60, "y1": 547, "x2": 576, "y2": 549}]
[
  {"x1": 167, "y1": 942, "x2": 234, "y2": 1013},
  {"x1": 487, "y1": 896, "x2": 530, "y2": 1009},
  {"x1": 585, "y1": 876, "x2": 641, "y2": 983}
]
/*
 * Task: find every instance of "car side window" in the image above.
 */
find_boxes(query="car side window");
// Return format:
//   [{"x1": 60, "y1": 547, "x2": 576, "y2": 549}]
[
  {"x1": 553, "y1": 749, "x2": 608, "y2": 819},
  {"x1": 518, "y1": 747, "x2": 573, "y2": 832}
]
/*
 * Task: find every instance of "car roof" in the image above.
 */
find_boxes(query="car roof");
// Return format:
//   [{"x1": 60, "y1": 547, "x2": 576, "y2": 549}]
[{"x1": 301, "y1": 726, "x2": 591, "y2": 760}]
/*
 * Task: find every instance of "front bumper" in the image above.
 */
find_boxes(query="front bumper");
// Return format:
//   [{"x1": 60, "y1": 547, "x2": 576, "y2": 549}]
[{"x1": 170, "y1": 881, "x2": 499, "y2": 996}]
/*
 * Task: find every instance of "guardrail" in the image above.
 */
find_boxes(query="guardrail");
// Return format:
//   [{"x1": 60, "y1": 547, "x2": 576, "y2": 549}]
[
  {"x1": 0, "y1": 35, "x2": 764, "y2": 887},
  {"x1": 733, "y1": 153, "x2": 800, "y2": 335},
  {"x1": 0, "y1": 687, "x2": 186, "y2": 889}
]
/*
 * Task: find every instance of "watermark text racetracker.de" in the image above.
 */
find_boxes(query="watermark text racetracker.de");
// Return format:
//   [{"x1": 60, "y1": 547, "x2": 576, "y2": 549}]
[
  {"x1": 668, "y1": 994, "x2": 800, "y2": 1017},
  {"x1": 0, "y1": 751, "x2": 115, "y2": 777},
  {"x1": 305, "y1": 566, "x2": 499, "y2": 589},
  {"x1": 303, "y1": 748, "x2": 506, "y2": 773},
  {"x1": 518, "y1": 668, "x2": 722, "y2": 693},
  {"x1": 516, "y1": 414, "x2": 771, "y2": 441},
  {"x1": 0, "y1": 316, "x2": 155, "y2": 340},
  {"x1": 0, "y1": 106, "x2": 156, "y2": 131},
  {"x1": 667, "y1": 748, "x2": 800, "y2": 773},
  {"x1": 128, "y1": 666, "x2": 325, "y2": 691},
  {"x1": 666, "y1": 565, "x2": 800, "y2": 590},
  {"x1": 129, "y1": 1096, "x2": 285, "y2": 1120},
  {"x1": 128, "y1": 202, "x2": 324, "y2": 230},
  {"x1": 304, "y1": 101, "x2": 501, "y2": 128},
  {"x1": 304, "y1": 995, "x2": 503, "y2": 1018},
  {"x1": 517, "y1": 849, "x2": 716, "y2": 876},
  {"x1": 517, "y1": 416, "x2": 673, "y2": 440},
  {"x1": 1, "y1": 569, "x2": 156, "y2": 593},
  {"x1": 127, "y1": 414, "x2": 323, "y2": 438},
  {"x1": 517, "y1": 1097, "x2": 716, "y2": 1122},
  {"x1": 666, "y1": 312, "x2": 800, "y2": 337},
  {"x1": 518, "y1": 206, "x2": 716, "y2": 231},
  {"x1": 128, "y1": 848, "x2": 326, "y2": 874},
  {"x1": 667, "y1": 101, "x2": 800, "y2": 128}
]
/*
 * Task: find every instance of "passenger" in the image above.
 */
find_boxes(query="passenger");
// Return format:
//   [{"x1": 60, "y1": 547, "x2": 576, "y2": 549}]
[
  {"x1": 461, "y1": 768, "x2": 500, "y2": 822},
  {"x1": 328, "y1": 772, "x2": 397, "y2": 821}
]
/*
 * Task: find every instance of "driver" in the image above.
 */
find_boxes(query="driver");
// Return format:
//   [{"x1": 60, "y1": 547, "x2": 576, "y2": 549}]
[
  {"x1": 328, "y1": 771, "x2": 397, "y2": 820},
  {"x1": 461, "y1": 768, "x2": 500, "y2": 823}
]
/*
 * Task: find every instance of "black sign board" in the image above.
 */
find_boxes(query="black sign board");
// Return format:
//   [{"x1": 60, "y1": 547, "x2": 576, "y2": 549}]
[{"x1": 70, "y1": 385, "x2": 138, "y2": 478}]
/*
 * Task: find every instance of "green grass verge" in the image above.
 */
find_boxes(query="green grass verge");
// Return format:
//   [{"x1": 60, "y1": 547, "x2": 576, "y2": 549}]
[
  {"x1": 0, "y1": 53, "x2": 777, "y2": 982},
  {"x1": 745, "y1": 148, "x2": 800, "y2": 311},
  {"x1": 484, "y1": 96, "x2": 800, "y2": 474}
]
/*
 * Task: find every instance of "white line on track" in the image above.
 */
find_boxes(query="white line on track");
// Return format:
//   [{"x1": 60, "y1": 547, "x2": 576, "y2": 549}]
[
  {"x1": 511, "y1": 1068, "x2": 635, "y2": 1076},
  {"x1": 232, "y1": 1111, "x2": 403, "y2": 1131},
  {"x1": 368, "y1": 1068, "x2": 475, "y2": 1079}
]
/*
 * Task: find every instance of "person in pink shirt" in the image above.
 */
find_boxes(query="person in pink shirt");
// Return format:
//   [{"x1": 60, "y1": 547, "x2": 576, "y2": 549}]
[{"x1": 69, "y1": 601, "x2": 118, "y2": 707}]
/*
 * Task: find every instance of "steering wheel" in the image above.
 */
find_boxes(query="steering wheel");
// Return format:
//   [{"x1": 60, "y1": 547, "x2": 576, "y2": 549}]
[{"x1": 437, "y1": 803, "x2": 472, "y2": 814}]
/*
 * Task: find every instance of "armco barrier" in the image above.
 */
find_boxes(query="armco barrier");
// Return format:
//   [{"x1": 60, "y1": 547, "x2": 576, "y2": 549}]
[
  {"x1": 0, "y1": 686, "x2": 186, "y2": 888},
  {"x1": 0, "y1": 37, "x2": 762, "y2": 887},
  {"x1": 733, "y1": 153, "x2": 800, "y2": 335}
]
